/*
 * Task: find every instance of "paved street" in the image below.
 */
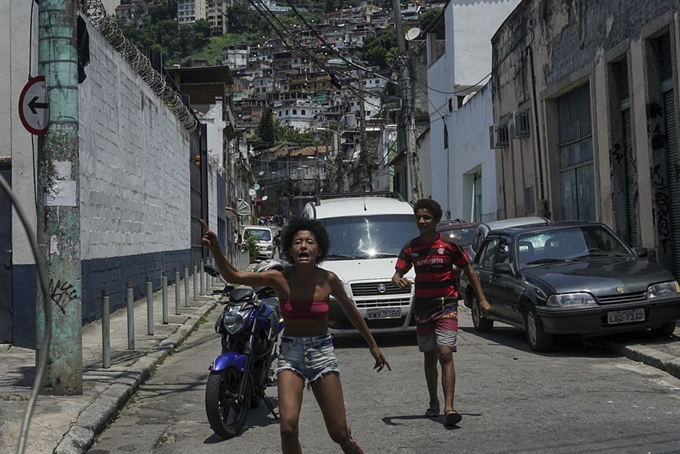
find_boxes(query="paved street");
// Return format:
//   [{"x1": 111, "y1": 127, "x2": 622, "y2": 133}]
[{"x1": 88, "y1": 308, "x2": 680, "y2": 454}]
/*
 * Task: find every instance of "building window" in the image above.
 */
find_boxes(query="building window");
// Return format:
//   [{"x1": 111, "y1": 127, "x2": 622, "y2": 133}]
[{"x1": 557, "y1": 83, "x2": 595, "y2": 221}]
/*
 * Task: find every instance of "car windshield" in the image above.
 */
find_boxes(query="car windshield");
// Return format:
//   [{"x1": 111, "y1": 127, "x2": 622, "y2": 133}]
[
  {"x1": 517, "y1": 225, "x2": 631, "y2": 267},
  {"x1": 438, "y1": 226, "x2": 476, "y2": 245},
  {"x1": 321, "y1": 215, "x2": 419, "y2": 260},
  {"x1": 245, "y1": 229, "x2": 271, "y2": 242}
]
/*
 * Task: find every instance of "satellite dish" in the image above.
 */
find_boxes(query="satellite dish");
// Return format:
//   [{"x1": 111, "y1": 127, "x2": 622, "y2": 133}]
[
  {"x1": 253, "y1": 183, "x2": 261, "y2": 190},
  {"x1": 405, "y1": 27, "x2": 421, "y2": 41},
  {"x1": 262, "y1": 195, "x2": 269, "y2": 201},
  {"x1": 248, "y1": 188, "x2": 257, "y2": 197}
]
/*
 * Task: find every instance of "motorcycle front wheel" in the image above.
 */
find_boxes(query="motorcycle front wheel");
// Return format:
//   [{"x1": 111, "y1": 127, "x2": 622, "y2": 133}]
[{"x1": 205, "y1": 367, "x2": 251, "y2": 439}]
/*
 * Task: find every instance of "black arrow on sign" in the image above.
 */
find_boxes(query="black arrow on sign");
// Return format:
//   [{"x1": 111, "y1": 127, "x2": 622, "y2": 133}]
[{"x1": 28, "y1": 96, "x2": 49, "y2": 115}]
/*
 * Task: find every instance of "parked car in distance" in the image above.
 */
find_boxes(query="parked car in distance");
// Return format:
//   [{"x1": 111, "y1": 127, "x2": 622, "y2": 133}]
[
  {"x1": 242, "y1": 226, "x2": 274, "y2": 260},
  {"x1": 460, "y1": 221, "x2": 680, "y2": 352},
  {"x1": 436, "y1": 221, "x2": 479, "y2": 287},
  {"x1": 468, "y1": 216, "x2": 550, "y2": 262}
]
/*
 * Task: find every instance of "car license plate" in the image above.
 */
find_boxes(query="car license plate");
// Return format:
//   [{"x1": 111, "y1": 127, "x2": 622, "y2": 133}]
[
  {"x1": 607, "y1": 308, "x2": 645, "y2": 325},
  {"x1": 367, "y1": 308, "x2": 401, "y2": 319}
]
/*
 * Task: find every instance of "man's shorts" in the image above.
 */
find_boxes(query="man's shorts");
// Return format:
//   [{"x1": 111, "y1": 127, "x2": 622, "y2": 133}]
[
  {"x1": 275, "y1": 333, "x2": 340, "y2": 388},
  {"x1": 414, "y1": 306, "x2": 458, "y2": 353}
]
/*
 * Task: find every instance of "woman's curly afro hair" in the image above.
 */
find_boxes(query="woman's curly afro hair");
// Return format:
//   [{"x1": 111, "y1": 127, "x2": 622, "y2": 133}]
[{"x1": 280, "y1": 217, "x2": 331, "y2": 264}]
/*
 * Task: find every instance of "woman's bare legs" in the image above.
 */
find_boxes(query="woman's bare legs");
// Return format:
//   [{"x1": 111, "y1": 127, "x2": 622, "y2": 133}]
[
  {"x1": 311, "y1": 373, "x2": 363, "y2": 453},
  {"x1": 278, "y1": 370, "x2": 305, "y2": 454}
]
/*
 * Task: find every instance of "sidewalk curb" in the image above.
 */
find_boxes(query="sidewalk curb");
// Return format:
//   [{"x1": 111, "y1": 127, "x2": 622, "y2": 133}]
[
  {"x1": 53, "y1": 300, "x2": 218, "y2": 454},
  {"x1": 606, "y1": 342, "x2": 680, "y2": 381}
]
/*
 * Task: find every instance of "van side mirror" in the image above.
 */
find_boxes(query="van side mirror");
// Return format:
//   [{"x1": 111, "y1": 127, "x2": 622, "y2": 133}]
[
  {"x1": 634, "y1": 247, "x2": 648, "y2": 258},
  {"x1": 493, "y1": 262, "x2": 514, "y2": 275}
]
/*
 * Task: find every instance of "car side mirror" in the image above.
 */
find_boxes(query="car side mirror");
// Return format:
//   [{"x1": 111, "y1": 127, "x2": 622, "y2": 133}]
[
  {"x1": 493, "y1": 262, "x2": 514, "y2": 275},
  {"x1": 634, "y1": 247, "x2": 648, "y2": 258}
]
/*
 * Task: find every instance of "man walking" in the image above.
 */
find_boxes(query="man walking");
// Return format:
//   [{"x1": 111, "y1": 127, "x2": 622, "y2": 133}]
[{"x1": 392, "y1": 199, "x2": 491, "y2": 426}]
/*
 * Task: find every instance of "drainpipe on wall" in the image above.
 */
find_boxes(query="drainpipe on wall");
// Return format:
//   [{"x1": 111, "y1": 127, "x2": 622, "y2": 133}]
[
  {"x1": 528, "y1": 40, "x2": 549, "y2": 218},
  {"x1": 36, "y1": 0, "x2": 82, "y2": 395}
]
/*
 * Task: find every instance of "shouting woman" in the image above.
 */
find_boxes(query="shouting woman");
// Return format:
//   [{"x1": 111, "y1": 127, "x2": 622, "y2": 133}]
[{"x1": 201, "y1": 217, "x2": 390, "y2": 454}]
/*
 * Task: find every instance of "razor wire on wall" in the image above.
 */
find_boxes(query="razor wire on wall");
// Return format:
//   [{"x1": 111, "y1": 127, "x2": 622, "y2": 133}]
[{"x1": 82, "y1": 0, "x2": 198, "y2": 131}]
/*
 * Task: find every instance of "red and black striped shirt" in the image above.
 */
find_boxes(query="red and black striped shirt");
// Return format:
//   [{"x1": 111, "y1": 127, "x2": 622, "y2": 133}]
[{"x1": 395, "y1": 233, "x2": 468, "y2": 312}]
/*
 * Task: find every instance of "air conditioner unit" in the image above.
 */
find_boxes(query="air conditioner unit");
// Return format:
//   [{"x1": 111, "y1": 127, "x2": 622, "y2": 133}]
[
  {"x1": 509, "y1": 110, "x2": 531, "y2": 139},
  {"x1": 489, "y1": 124, "x2": 509, "y2": 149}
]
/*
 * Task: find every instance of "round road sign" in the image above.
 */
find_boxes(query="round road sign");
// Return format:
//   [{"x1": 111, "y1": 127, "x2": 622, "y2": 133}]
[{"x1": 18, "y1": 76, "x2": 49, "y2": 136}]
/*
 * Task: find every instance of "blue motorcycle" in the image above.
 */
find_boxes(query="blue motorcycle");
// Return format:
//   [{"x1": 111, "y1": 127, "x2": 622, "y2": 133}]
[{"x1": 204, "y1": 260, "x2": 285, "y2": 439}]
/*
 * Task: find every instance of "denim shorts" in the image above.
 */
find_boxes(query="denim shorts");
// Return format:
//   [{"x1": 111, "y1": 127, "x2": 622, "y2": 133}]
[{"x1": 275, "y1": 333, "x2": 340, "y2": 388}]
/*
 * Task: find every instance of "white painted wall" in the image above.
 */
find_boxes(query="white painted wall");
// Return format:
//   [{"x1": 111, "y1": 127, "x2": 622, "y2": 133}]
[
  {"x1": 426, "y1": 0, "x2": 518, "y2": 218},
  {"x1": 201, "y1": 100, "x2": 226, "y2": 163},
  {"x1": 78, "y1": 23, "x2": 191, "y2": 260},
  {"x1": 1, "y1": 0, "x2": 38, "y2": 266},
  {"x1": 447, "y1": 83, "x2": 497, "y2": 222},
  {"x1": 101, "y1": 0, "x2": 121, "y2": 15},
  {"x1": 452, "y1": 0, "x2": 519, "y2": 86}
]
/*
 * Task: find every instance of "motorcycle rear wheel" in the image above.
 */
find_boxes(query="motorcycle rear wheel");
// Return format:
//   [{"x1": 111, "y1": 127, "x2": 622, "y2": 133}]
[{"x1": 205, "y1": 367, "x2": 251, "y2": 439}]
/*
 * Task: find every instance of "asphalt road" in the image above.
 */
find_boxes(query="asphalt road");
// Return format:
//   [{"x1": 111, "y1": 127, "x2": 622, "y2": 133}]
[{"x1": 88, "y1": 310, "x2": 680, "y2": 454}]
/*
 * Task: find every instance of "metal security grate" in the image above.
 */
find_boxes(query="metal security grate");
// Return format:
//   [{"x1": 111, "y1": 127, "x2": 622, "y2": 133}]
[
  {"x1": 597, "y1": 292, "x2": 647, "y2": 305},
  {"x1": 350, "y1": 281, "x2": 411, "y2": 296}
]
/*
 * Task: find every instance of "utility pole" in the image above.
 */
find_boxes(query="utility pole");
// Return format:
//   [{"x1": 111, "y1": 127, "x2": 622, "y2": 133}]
[
  {"x1": 36, "y1": 0, "x2": 82, "y2": 394},
  {"x1": 393, "y1": 0, "x2": 423, "y2": 201},
  {"x1": 335, "y1": 122, "x2": 344, "y2": 192},
  {"x1": 357, "y1": 68, "x2": 369, "y2": 191}
]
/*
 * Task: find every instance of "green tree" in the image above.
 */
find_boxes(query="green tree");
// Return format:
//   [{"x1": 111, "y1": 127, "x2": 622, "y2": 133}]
[
  {"x1": 147, "y1": 0, "x2": 177, "y2": 23},
  {"x1": 257, "y1": 108, "x2": 276, "y2": 144},
  {"x1": 362, "y1": 27, "x2": 397, "y2": 68},
  {"x1": 419, "y1": 8, "x2": 442, "y2": 32}
]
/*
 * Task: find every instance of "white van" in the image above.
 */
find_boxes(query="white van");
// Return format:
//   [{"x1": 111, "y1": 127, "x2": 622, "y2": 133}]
[
  {"x1": 303, "y1": 193, "x2": 419, "y2": 335},
  {"x1": 243, "y1": 226, "x2": 274, "y2": 260}
]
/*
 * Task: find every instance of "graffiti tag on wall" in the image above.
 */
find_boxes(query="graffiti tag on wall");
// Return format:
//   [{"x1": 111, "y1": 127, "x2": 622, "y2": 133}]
[{"x1": 49, "y1": 278, "x2": 78, "y2": 315}]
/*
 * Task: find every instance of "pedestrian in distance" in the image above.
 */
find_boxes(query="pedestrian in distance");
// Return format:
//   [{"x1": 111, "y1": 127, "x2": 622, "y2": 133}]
[
  {"x1": 391, "y1": 199, "x2": 491, "y2": 426},
  {"x1": 201, "y1": 218, "x2": 391, "y2": 454}
]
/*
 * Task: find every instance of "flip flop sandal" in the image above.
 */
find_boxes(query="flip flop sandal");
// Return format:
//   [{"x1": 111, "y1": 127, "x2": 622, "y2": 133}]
[
  {"x1": 350, "y1": 437, "x2": 365, "y2": 454},
  {"x1": 445, "y1": 410, "x2": 462, "y2": 426},
  {"x1": 425, "y1": 407, "x2": 440, "y2": 418}
]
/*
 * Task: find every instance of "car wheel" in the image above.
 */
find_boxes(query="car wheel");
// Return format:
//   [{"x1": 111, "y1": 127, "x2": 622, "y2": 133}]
[
  {"x1": 652, "y1": 321, "x2": 677, "y2": 337},
  {"x1": 471, "y1": 295, "x2": 493, "y2": 333},
  {"x1": 524, "y1": 305, "x2": 552, "y2": 352}
]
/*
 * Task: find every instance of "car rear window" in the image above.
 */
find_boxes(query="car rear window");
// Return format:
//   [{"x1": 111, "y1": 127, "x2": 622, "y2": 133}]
[{"x1": 438, "y1": 226, "x2": 476, "y2": 245}]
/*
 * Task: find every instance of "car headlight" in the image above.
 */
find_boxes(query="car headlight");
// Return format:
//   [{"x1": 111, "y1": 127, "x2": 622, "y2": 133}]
[
  {"x1": 267, "y1": 244, "x2": 273, "y2": 250},
  {"x1": 647, "y1": 281, "x2": 680, "y2": 300},
  {"x1": 546, "y1": 292, "x2": 597, "y2": 308},
  {"x1": 222, "y1": 305, "x2": 251, "y2": 334}
]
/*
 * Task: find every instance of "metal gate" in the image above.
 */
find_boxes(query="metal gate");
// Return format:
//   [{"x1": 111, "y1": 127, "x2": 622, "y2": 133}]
[
  {"x1": 190, "y1": 124, "x2": 209, "y2": 268},
  {"x1": 0, "y1": 168, "x2": 12, "y2": 343},
  {"x1": 663, "y1": 87, "x2": 680, "y2": 279},
  {"x1": 558, "y1": 83, "x2": 596, "y2": 221}
]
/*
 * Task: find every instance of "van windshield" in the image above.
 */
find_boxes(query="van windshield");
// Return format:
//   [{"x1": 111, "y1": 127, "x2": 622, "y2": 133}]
[
  {"x1": 244, "y1": 229, "x2": 272, "y2": 242},
  {"x1": 320, "y1": 215, "x2": 419, "y2": 260}
]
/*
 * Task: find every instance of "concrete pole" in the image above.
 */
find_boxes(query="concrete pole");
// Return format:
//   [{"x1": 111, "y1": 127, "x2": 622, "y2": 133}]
[
  {"x1": 36, "y1": 0, "x2": 82, "y2": 395},
  {"x1": 392, "y1": 0, "x2": 422, "y2": 202}
]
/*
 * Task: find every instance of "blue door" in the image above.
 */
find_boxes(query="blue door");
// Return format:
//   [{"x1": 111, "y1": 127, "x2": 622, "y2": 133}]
[{"x1": 0, "y1": 168, "x2": 12, "y2": 343}]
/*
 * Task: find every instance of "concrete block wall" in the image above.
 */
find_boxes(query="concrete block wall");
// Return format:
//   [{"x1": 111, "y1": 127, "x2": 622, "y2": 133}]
[{"x1": 77, "y1": 23, "x2": 192, "y2": 323}]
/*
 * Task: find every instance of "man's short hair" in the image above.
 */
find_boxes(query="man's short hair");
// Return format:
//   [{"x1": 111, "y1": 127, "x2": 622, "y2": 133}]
[{"x1": 413, "y1": 198, "x2": 443, "y2": 222}]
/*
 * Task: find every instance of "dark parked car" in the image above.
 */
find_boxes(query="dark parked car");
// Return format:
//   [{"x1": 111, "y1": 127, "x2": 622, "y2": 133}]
[
  {"x1": 468, "y1": 216, "x2": 550, "y2": 262},
  {"x1": 436, "y1": 221, "x2": 479, "y2": 286},
  {"x1": 460, "y1": 222, "x2": 680, "y2": 351}
]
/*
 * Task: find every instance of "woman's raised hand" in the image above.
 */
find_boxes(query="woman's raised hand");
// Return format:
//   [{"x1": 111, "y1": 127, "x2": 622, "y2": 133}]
[{"x1": 200, "y1": 220, "x2": 219, "y2": 250}]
